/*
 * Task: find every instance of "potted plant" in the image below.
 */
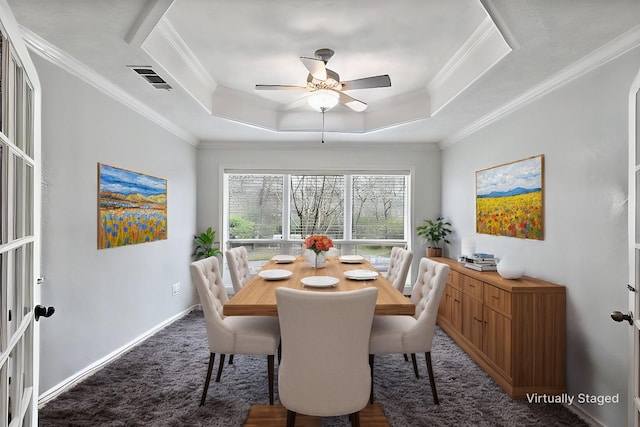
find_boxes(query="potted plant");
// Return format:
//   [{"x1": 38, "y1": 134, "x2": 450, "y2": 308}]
[
  {"x1": 193, "y1": 227, "x2": 223, "y2": 260},
  {"x1": 416, "y1": 217, "x2": 453, "y2": 257}
]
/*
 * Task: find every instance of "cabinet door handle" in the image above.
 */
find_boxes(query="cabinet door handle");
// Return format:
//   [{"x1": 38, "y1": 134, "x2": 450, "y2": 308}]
[{"x1": 492, "y1": 295, "x2": 500, "y2": 301}]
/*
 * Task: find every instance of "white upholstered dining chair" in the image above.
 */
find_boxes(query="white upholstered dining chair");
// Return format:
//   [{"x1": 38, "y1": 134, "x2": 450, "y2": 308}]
[
  {"x1": 226, "y1": 246, "x2": 252, "y2": 294},
  {"x1": 369, "y1": 257, "x2": 449, "y2": 404},
  {"x1": 385, "y1": 246, "x2": 414, "y2": 293},
  {"x1": 276, "y1": 287, "x2": 378, "y2": 427},
  {"x1": 189, "y1": 256, "x2": 280, "y2": 406}
]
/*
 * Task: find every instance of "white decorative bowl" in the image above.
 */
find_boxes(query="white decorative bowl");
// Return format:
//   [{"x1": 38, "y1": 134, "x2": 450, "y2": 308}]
[{"x1": 496, "y1": 257, "x2": 524, "y2": 279}]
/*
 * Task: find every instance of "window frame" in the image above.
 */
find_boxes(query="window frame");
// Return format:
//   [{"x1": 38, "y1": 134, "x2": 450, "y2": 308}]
[{"x1": 222, "y1": 168, "x2": 412, "y2": 253}]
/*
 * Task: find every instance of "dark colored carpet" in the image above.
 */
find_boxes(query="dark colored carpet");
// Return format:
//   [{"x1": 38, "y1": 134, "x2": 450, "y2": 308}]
[{"x1": 38, "y1": 310, "x2": 587, "y2": 426}]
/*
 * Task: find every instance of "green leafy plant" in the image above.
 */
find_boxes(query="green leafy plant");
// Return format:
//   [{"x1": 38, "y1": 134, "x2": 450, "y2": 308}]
[
  {"x1": 416, "y1": 217, "x2": 453, "y2": 248},
  {"x1": 193, "y1": 227, "x2": 223, "y2": 260}
]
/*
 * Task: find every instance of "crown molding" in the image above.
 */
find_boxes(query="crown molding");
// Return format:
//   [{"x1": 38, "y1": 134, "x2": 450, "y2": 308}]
[
  {"x1": 18, "y1": 25, "x2": 199, "y2": 147},
  {"x1": 440, "y1": 23, "x2": 640, "y2": 149},
  {"x1": 142, "y1": 17, "x2": 217, "y2": 114},
  {"x1": 427, "y1": 16, "x2": 512, "y2": 115},
  {"x1": 125, "y1": 0, "x2": 174, "y2": 47},
  {"x1": 199, "y1": 140, "x2": 439, "y2": 151}
]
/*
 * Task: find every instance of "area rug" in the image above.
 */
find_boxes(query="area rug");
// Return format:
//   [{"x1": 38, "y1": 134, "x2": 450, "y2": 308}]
[{"x1": 38, "y1": 310, "x2": 587, "y2": 426}]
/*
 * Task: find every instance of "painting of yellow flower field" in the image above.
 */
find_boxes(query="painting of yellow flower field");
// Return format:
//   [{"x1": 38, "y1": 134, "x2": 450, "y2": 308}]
[
  {"x1": 476, "y1": 155, "x2": 544, "y2": 240},
  {"x1": 98, "y1": 163, "x2": 167, "y2": 249}
]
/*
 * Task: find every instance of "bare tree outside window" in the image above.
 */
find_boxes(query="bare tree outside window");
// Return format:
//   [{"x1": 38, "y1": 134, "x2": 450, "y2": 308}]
[
  {"x1": 352, "y1": 175, "x2": 405, "y2": 239},
  {"x1": 226, "y1": 172, "x2": 406, "y2": 241},
  {"x1": 290, "y1": 175, "x2": 344, "y2": 238}
]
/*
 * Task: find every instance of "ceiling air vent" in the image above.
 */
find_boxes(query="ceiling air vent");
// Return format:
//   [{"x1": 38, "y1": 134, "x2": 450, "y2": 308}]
[{"x1": 129, "y1": 66, "x2": 172, "y2": 90}]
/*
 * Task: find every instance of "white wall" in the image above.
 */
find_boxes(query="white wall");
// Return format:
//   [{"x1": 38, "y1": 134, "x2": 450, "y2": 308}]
[
  {"x1": 441, "y1": 46, "x2": 640, "y2": 427},
  {"x1": 33, "y1": 54, "x2": 199, "y2": 395},
  {"x1": 195, "y1": 142, "x2": 442, "y2": 281}
]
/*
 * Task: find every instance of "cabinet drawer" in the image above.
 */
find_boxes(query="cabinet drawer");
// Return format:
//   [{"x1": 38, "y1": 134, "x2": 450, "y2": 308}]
[
  {"x1": 449, "y1": 270, "x2": 462, "y2": 290},
  {"x1": 463, "y1": 276, "x2": 483, "y2": 300},
  {"x1": 484, "y1": 284, "x2": 512, "y2": 316}
]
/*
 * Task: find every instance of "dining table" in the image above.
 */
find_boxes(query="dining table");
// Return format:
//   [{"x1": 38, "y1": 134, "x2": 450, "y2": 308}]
[{"x1": 223, "y1": 254, "x2": 415, "y2": 317}]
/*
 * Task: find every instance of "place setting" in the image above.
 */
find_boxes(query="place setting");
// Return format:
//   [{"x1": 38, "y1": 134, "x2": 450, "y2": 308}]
[
  {"x1": 300, "y1": 276, "x2": 339, "y2": 288},
  {"x1": 258, "y1": 269, "x2": 292, "y2": 280},
  {"x1": 343, "y1": 269, "x2": 379, "y2": 281},
  {"x1": 338, "y1": 254, "x2": 364, "y2": 264},
  {"x1": 271, "y1": 254, "x2": 296, "y2": 264}
]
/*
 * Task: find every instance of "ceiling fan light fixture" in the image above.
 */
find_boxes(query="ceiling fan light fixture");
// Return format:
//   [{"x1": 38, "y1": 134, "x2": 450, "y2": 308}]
[{"x1": 307, "y1": 89, "x2": 339, "y2": 112}]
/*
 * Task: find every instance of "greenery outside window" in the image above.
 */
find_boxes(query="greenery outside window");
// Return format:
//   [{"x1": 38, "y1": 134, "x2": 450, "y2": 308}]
[{"x1": 224, "y1": 171, "x2": 410, "y2": 273}]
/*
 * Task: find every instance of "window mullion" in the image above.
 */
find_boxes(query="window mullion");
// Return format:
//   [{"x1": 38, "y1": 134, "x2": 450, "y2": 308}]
[
  {"x1": 283, "y1": 174, "x2": 291, "y2": 239},
  {"x1": 344, "y1": 174, "x2": 352, "y2": 240}
]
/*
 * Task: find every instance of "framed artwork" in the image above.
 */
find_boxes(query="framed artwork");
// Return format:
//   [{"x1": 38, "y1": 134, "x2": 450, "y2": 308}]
[
  {"x1": 98, "y1": 163, "x2": 167, "y2": 249},
  {"x1": 475, "y1": 155, "x2": 544, "y2": 240}
]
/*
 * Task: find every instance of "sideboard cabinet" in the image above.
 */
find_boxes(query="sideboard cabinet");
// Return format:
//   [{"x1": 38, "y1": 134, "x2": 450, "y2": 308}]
[{"x1": 433, "y1": 257, "x2": 566, "y2": 398}]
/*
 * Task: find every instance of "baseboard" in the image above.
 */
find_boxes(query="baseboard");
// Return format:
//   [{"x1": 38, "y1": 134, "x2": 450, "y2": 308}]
[
  {"x1": 38, "y1": 305, "x2": 200, "y2": 407},
  {"x1": 564, "y1": 403, "x2": 603, "y2": 427}
]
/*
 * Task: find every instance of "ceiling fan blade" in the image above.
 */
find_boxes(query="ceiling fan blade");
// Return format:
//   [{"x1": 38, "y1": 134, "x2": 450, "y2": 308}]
[
  {"x1": 255, "y1": 84, "x2": 307, "y2": 90},
  {"x1": 300, "y1": 57, "x2": 327, "y2": 81},
  {"x1": 338, "y1": 91, "x2": 367, "y2": 112},
  {"x1": 341, "y1": 74, "x2": 391, "y2": 91}
]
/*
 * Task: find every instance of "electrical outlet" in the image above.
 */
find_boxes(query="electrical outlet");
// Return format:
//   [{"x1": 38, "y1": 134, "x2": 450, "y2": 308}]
[{"x1": 172, "y1": 282, "x2": 181, "y2": 296}]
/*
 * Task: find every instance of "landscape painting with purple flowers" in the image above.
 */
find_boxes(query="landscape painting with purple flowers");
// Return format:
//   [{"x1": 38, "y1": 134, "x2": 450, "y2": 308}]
[{"x1": 98, "y1": 163, "x2": 167, "y2": 249}]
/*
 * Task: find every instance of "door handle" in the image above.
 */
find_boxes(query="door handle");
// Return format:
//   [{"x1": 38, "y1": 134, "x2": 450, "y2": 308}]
[
  {"x1": 611, "y1": 310, "x2": 633, "y2": 325},
  {"x1": 35, "y1": 305, "x2": 55, "y2": 321}
]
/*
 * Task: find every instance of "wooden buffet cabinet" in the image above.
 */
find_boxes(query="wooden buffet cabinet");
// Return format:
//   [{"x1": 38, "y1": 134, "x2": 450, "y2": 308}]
[{"x1": 433, "y1": 257, "x2": 566, "y2": 398}]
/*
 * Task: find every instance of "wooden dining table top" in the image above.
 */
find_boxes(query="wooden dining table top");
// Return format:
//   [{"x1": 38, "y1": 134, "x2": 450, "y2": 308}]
[{"x1": 223, "y1": 255, "x2": 415, "y2": 316}]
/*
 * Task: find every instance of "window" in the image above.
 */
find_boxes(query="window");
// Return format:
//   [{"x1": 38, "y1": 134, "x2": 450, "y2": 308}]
[
  {"x1": 352, "y1": 175, "x2": 405, "y2": 239},
  {"x1": 228, "y1": 174, "x2": 283, "y2": 239},
  {"x1": 224, "y1": 171, "x2": 410, "y2": 274},
  {"x1": 290, "y1": 175, "x2": 344, "y2": 238}
]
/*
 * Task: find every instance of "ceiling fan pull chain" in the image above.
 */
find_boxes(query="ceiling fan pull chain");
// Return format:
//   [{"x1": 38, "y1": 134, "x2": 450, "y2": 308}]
[{"x1": 321, "y1": 108, "x2": 325, "y2": 143}]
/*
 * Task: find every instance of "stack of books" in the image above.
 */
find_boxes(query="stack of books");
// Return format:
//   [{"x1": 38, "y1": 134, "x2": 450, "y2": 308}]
[{"x1": 462, "y1": 253, "x2": 499, "y2": 272}]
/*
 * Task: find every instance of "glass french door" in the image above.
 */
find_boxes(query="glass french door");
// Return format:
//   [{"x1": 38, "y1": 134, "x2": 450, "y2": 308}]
[
  {"x1": 629, "y1": 65, "x2": 640, "y2": 427},
  {"x1": 0, "y1": 1, "x2": 41, "y2": 425}
]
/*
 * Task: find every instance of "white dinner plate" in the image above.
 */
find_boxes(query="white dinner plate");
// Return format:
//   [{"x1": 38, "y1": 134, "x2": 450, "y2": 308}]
[
  {"x1": 271, "y1": 254, "x2": 296, "y2": 264},
  {"x1": 258, "y1": 269, "x2": 293, "y2": 280},
  {"x1": 301, "y1": 276, "x2": 339, "y2": 288},
  {"x1": 339, "y1": 255, "x2": 364, "y2": 264},
  {"x1": 343, "y1": 269, "x2": 379, "y2": 280}
]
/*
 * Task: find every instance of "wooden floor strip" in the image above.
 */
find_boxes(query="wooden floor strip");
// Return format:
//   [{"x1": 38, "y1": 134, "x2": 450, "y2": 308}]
[{"x1": 244, "y1": 403, "x2": 389, "y2": 426}]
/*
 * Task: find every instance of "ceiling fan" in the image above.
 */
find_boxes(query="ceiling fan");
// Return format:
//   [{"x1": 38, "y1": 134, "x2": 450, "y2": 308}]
[{"x1": 255, "y1": 48, "x2": 391, "y2": 112}]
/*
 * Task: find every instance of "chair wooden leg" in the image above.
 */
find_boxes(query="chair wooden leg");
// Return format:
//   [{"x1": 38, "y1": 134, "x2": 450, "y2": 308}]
[
  {"x1": 349, "y1": 411, "x2": 360, "y2": 427},
  {"x1": 369, "y1": 354, "x2": 374, "y2": 403},
  {"x1": 215, "y1": 354, "x2": 226, "y2": 382},
  {"x1": 268, "y1": 354, "x2": 275, "y2": 405},
  {"x1": 410, "y1": 353, "x2": 420, "y2": 378},
  {"x1": 229, "y1": 354, "x2": 234, "y2": 364},
  {"x1": 200, "y1": 353, "x2": 215, "y2": 406},
  {"x1": 286, "y1": 410, "x2": 296, "y2": 427},
  {"x1": 403, "y1": 354, "x2": 409, "y2": 361},
  {"x1": 425, "y1": 351, "x2": 439, "y2": 405}
]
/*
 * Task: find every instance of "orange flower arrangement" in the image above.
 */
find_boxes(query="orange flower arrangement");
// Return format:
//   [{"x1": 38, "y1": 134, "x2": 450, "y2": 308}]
[{"x1": 304, "y1": 235, "x2": 334, "y2": 254}]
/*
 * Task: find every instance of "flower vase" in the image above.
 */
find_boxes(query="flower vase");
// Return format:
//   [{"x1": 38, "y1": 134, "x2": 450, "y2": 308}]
[{"x1": 314, "y1": 251, "x2": 326, "y2": 268}]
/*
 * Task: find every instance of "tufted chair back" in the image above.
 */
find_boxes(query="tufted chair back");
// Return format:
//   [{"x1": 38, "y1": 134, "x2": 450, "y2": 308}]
[
  {"x1": 386, "y1": 246, "x2": 414, "y2": 293},
  {"x1": 189, "y1": 256, "x2": 233, "y2": 352},
  {"x1": 405, "y1": 257, "x2": 449, "y2": 351},
  {"x1": 277, "y1": 287, "x2": 378, "y2": 421},
  {"x1": 225, "y1": 246, "x2": 252, "y2": 293}
]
